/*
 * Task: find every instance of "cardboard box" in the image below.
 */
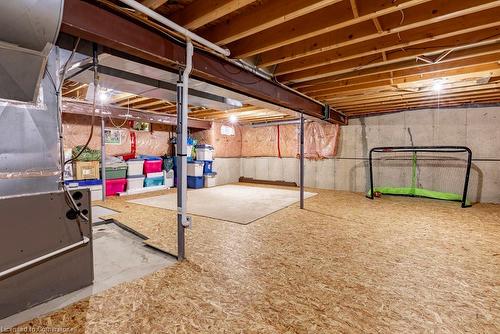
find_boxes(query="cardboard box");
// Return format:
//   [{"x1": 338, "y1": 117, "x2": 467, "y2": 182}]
[{"x1": 73, "y1": 161, "x2": 100, "y2": 180}]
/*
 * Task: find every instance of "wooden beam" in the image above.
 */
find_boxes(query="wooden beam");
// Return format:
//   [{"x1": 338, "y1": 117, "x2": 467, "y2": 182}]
[
  {"x1": 339, "y1": 93, "x2": 500, "y2": 114},
  {"x1": 228, "y1": 0, "x2": 430, "y2": 58},
  {"x1": 140, "y1": 0, "x2": 167, "y2": 10},
  {"x1": 196, "y1": 108, "x2": 272, "y2": 119},
  {"x1": 189, "y1": 106, "x2": 260, "y2": 117},
  {"x1": 169, "y1": 0, "x2": 256, "y2": 30},
  {"x1": 258, "y1": 0, "x2": 500, "y2": 67},
  {"x1": 329, "y1": 82, "x2": 500, "y2": 107},
  {"x1": 343, "y1": 98, "x2": 500, "y2": 116},
  {"x1": 334, "y1": 91, "x2": 500, "y2": 113},
  {"x1": 294, "y1": 48, "x2": 500, "y2": 91},
  {"x1": 63, "y1": 83, "x2": 87, "y2": 96},
  {"x1": 349, "y1": 0, "x2": 359, "y2": 18},
  {"x1": 330, "y1": 81, "x2": 500, "y2": 103},
  {"x1": 321, "y1": 74, "x2": 500, "y2": 101},
  {"x1": 117, "y1": 96, "x2": 150, "y2": 107},
  {"x1": 301, "y1": 62, "x2": 500, "y2": 96},
  {"x1": 372, "y1": 17, "x2": 382, "y2": 33},
  {"x1": 132, "y1": 99, "x2": 172, "y2": 109},
  {"x1": 346, "y1": 98, "x2": 500, "y2": 116},
  {"x1": 273, "y1": 10, "x2": 500, "y2": 76},
  {"x1": 200, "y1": 0, "x2": 343, "y2": 45},
  {"x1": 278, "y1": 27, "x2": 500, "y2": 83}
]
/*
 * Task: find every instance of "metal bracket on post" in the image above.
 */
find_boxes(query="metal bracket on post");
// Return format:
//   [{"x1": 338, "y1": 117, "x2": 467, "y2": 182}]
[
  {"x1": 176, "y1": 39, "x2": 193, "y2": 261},
  {"x1": 322, "y1": 104, "x2": 331, "y2": 120}
]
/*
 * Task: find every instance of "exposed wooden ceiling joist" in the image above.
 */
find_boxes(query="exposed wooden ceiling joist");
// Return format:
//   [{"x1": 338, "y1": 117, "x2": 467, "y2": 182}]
[
  {"x1": 341, "y1": 94, "x2": 500, "y2": 115},
  {"x1": 304, "y1": 65, "x2": 500, "y2": 102},
  {"x1": 292, "y1": 44, "x2": 500, "y2": 89},
  {"x1": 199, "y1": 0, "x2": 344, "y2": 45},
  {"x1": 140, "y1": 0, "x2": 167, "y2": 10},
  {"x1": 273, "y1": 8, "x2": 500, "y2": 76},
  {"x1": 347, "y1": 98, "x2": 500, "y2": 117},
  {"x1": 329, "y1": 82, "x2": 500, "y2": 106},
  {"x1": 279, "y1": 29, "x2": 500, "y2": 83},
  {"x1": 169, "y1": 0, "x2": 257, "y2": 30},
  {"x1": 228, "y1": 0, "x2": 431, "y2": 58},
  {"x1": 258, "y1": 0, "x2": 500, "y2": 67}
]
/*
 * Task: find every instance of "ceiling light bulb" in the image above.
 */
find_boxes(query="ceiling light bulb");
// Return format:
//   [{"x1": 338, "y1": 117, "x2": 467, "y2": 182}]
[
  {"x1": 229, "y1": 115, "x2": 238, "y2": 123},
  {"x1": 432, "y1": 79, "x2": 444, "y2": 92},
  {"x1": 98, "y1": 90, "x2": 109, "y2": 103}
]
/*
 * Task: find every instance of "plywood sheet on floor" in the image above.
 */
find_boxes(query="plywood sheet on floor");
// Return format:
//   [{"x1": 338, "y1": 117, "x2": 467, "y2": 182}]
[
  {"x1": 127, "y1": 184, "x2": 317, "y2": 224},
  {"x1": 7, "y1": 185, "x2": 500, "y2": 333}
]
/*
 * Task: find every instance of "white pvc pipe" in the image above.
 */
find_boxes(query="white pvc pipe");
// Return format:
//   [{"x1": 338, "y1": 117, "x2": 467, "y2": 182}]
[
  {"x1": 117, "y1": 0, "x2": 230, "y2": 56},
  {"x1": 0, "y1": 237, "x2": 90, "y2": 280}
]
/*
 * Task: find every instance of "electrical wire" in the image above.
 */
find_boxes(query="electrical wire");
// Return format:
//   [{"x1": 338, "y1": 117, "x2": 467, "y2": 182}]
[
  {"x1": 57, "y1": 38, "x2": 92, "y2": 226},
  {"x1": 58, "y1": 38, "x2": 81, "y2": 94},
  {"x1": 106, "y1": 97, "x2": 131, "y2": 128},
  {"x1": 64, "y1": 46, "x2": 99, "y2": 166}
]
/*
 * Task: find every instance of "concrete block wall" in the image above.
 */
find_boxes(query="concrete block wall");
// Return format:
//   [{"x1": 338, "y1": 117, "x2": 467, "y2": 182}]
[{"x1": 216, "y1": 106, "x2": 500, "y2": 203}]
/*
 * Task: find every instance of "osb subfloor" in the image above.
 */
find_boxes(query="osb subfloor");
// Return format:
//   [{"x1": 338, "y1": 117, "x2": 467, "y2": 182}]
[{"x1": 8, "y1": 184, "x2": 500, "y2": 333}]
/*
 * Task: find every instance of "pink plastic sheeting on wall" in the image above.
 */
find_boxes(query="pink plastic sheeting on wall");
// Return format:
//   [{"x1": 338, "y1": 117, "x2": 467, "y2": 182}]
[
  {"x1": 62, "y1": 113, "x2": 175, "y2": 157},
  {"x1": 191, "y1": 122, "x2": 242, "y2": 158},
  {"x1": 304, "y1": 121, "x2": 340, "y2": 159},
  {"x1": 240, "y1": 122, "x2": 340, "y2": 159}
]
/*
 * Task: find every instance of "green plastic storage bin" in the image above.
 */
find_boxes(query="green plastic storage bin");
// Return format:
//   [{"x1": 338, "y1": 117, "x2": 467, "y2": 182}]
[{"x1": 103, "y1": 162, "x2": 128, "y2": 179}]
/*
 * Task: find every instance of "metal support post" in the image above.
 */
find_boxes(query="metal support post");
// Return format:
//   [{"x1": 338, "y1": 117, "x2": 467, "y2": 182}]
[
  {"x1": 100, "y1": 116, "x2": 106, "y2": 200},
  {"x1": 90, "y1": 44, "x2": 106, "y2": 201},
  {"x1": 176, "y1": 40, "x2": 193, "y2": 261},
  {"x1": 300, "y1": 111, "x2": 305, "y2": 209}
]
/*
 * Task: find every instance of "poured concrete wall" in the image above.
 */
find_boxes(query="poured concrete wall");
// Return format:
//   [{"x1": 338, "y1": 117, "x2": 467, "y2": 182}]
[
  {"x1": 236, "y1": 106, "x2": 500, "y2": 203},
  {"x1": 213, "y1": 158, "x2": 241, "y2": 185},
  {"x1": 336, "y1": 106, "x2": 499, "y2": 203}
]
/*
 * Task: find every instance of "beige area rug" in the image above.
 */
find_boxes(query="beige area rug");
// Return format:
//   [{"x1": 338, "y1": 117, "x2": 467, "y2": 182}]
[{"x1": 128, "y1": 184, "x2": 317, "y2": 224}]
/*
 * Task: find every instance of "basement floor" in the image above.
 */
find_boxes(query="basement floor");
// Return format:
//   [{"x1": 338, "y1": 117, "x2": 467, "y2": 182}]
[{"x1": 7, "y1": 184, "x2": 500, "y2": 333}]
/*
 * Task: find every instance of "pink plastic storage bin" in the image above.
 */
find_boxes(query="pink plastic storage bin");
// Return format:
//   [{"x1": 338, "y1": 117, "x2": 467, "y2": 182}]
[
  {"x1": 106, "y1": 178, "x2": 127, "y2": 196},
  {"x1": 143, "y1": 160, "x2": 162, "y2": 174}
]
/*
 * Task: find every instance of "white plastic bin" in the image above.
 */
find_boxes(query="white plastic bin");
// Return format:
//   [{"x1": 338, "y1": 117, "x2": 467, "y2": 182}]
[
  {"x1": 187, "y1": 161, "x2": 204, "y2": 177},
  {"x1": 195, "y1": 144, "x2": 214, "y2": 161},
  {"x1": 127, "y1": 176, "x2": 145, "y2": 190},
  {"x1": 204, "y1": 173, "x2": 217, "y2": 188},
  {"x1": 175, "y1": 144, "x2": 193, "y2": 160},
  {"x1": 126, "y1": 159, "x2": 144, "y2": 176},
  {"x1": 164, "y1": 176, "x2": 174, "y2": 188}
]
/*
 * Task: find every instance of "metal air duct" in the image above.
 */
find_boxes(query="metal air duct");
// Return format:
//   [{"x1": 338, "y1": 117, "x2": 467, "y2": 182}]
[{"x1": 0, "y1": 0, "x2": 64, "y2": 102}]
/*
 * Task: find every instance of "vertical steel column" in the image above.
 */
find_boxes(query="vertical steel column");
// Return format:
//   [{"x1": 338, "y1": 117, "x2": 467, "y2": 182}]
[
  {"x1": 300, "y1": 112, "x2": 305, "y2": 209},
  {"x1": 91, "y1": 44, "x2": 106, "y2": 201},
  {"x1": 100, "y1": 116, "x2": 106, "y2": 201},
  {"x1": 176, "y1": 40, "x2": 193, "y2": 261}
]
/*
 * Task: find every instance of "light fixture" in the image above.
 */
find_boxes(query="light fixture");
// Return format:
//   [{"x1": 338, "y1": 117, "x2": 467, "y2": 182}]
[
  {"x1": 97, "y1": 88, "x2": 111, "y2": 103},
  {"x1": 432, "y1": 79, "x2": 445, "y2": 92},
  {"x1": 229, "y1": 115, "x2": 238, "y2": 123}
]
